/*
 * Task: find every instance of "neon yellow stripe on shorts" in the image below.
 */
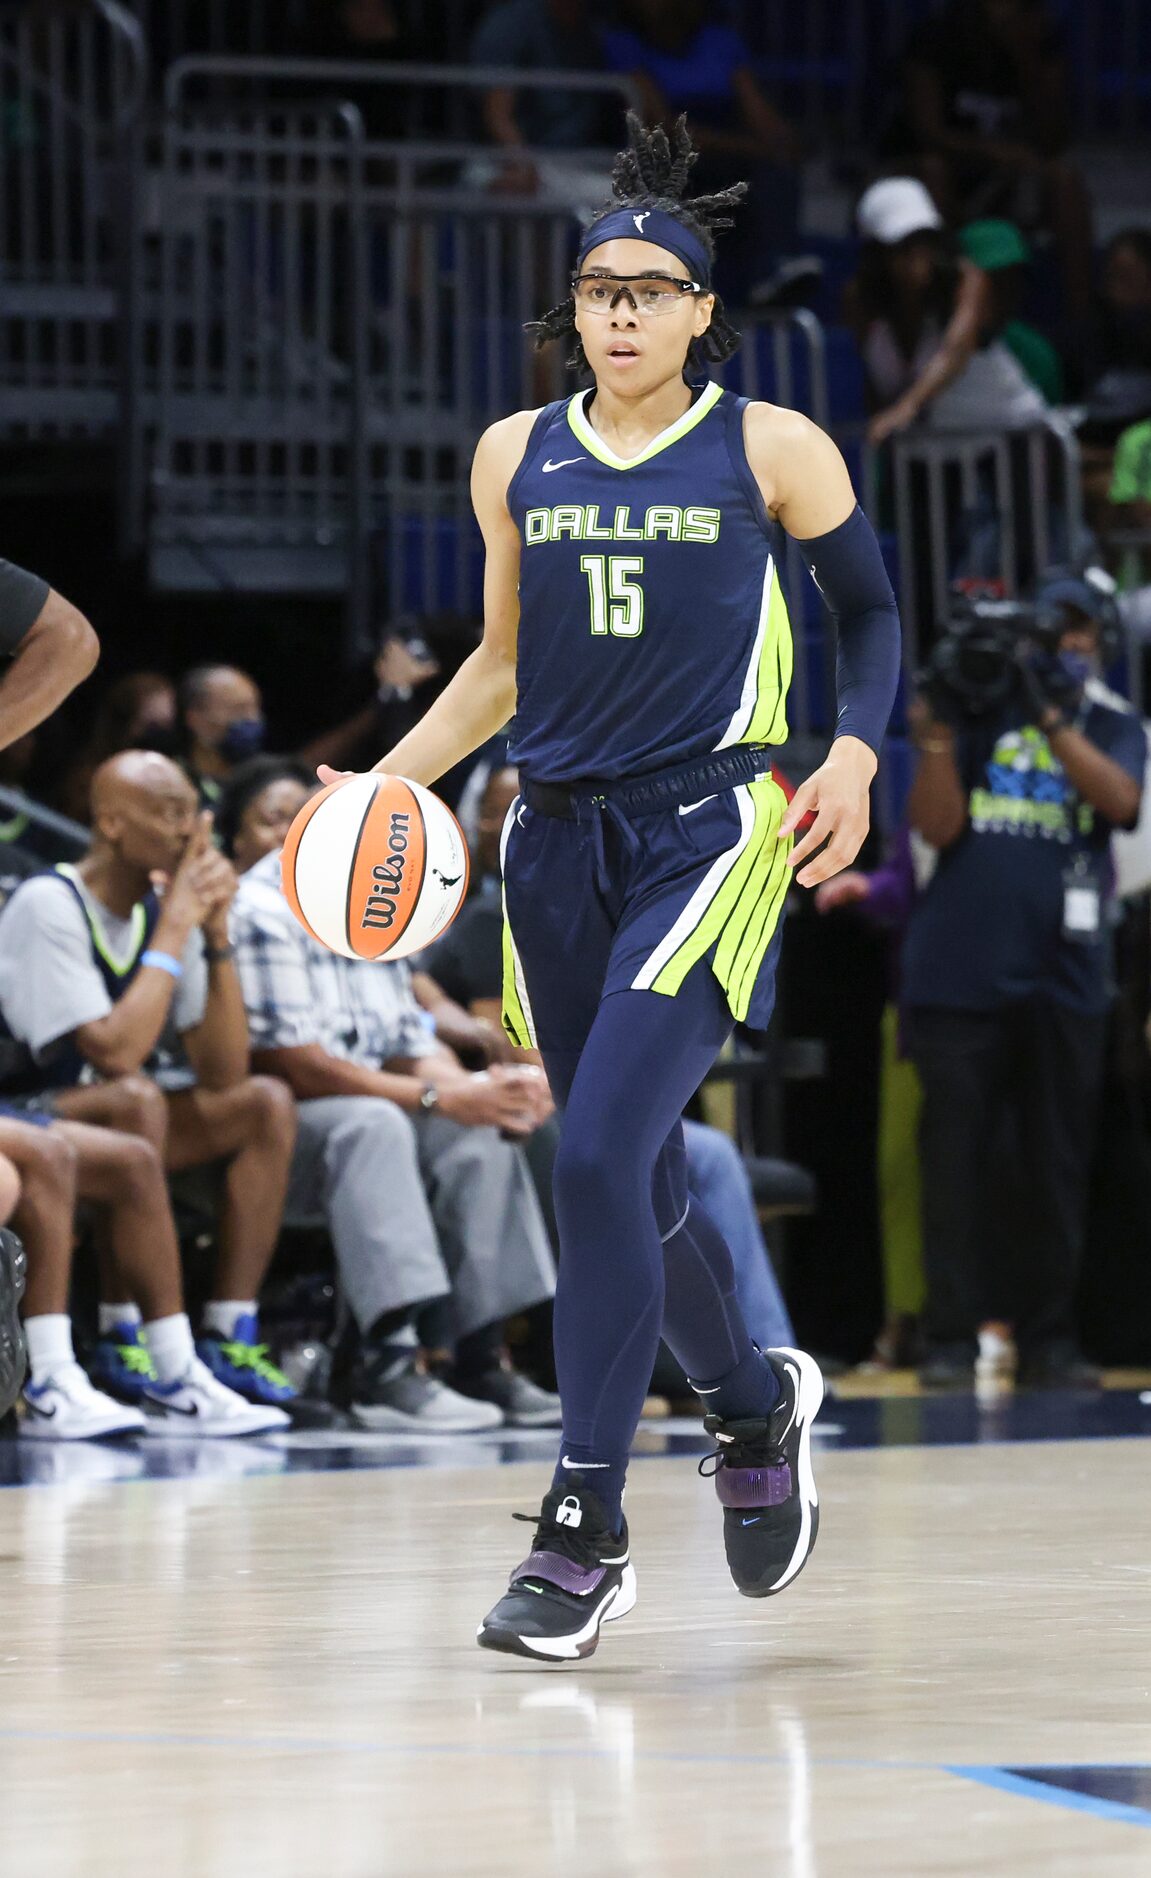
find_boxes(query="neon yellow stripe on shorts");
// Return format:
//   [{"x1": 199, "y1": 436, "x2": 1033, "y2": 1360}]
[
  {"x1": 645, "y1": 775, "x2": 791, "y2": 1017},
  {"x1": 501, "y1": 889, "x2": 536, "y2": 1048}
]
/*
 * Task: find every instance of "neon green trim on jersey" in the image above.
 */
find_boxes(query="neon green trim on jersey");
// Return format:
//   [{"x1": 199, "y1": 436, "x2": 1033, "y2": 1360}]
[
  {"x1": 743, "y1": 568, "x2": 793, "y2": 747},
  {"x1": 566, "y1": 379, "x2": 724, "y2": 471},
  {"x1": 55, "y1": 863, "x2": 148, "y2": 978},
  {"x1": 649, "y1": 775, "x2": 791, "y2": 1021},
  {"x1": 501, "y1": 894, "x2": 536, "y2": 1049}
]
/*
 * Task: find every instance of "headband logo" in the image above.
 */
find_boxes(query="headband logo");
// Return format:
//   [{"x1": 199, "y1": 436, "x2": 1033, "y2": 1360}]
[{"x1": 633, "y1": 212, "x2": 650, "y2": 234}]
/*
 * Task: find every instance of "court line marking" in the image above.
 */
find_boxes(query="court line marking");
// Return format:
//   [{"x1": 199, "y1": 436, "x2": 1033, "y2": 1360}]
[
  {"x1": 946, "y1": 1766, "x2": 1151, "y2": 1829},
  {"x1": 0, "y1": 1718, "x2": 1147, "y2": 1828}
]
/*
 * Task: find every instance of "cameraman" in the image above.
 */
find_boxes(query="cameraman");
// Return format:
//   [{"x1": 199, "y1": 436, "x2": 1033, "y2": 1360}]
[{"x1": 904, "y1": 576, "x2": 1147, "y2": 1388}]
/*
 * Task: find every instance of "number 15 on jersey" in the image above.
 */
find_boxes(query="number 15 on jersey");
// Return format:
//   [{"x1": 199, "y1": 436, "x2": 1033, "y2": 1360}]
[{"x1": 580, "y1": 554, "x2": 645, "y2": 639}]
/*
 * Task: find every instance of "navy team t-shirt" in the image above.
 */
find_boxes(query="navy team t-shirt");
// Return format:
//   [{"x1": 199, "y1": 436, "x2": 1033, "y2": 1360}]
[{"x1": 903, "y1": 695, "x2": 1148, "y2": 1014}]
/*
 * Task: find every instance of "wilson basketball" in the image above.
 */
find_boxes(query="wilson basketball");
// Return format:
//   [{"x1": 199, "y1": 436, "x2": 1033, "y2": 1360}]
[{"x1": 281, "y1": 772, "x2": 470, "y2": 961}]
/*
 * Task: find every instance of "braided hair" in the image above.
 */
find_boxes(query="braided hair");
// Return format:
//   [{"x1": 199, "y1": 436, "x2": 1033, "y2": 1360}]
[{"x1": 526, "y1": 113, "x2": 745, "y2": 375}]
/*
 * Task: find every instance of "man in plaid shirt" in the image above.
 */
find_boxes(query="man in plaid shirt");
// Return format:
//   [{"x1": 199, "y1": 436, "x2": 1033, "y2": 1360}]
[{"x1": 231, "y1": 846, "x2": 560, "y2": 1431}]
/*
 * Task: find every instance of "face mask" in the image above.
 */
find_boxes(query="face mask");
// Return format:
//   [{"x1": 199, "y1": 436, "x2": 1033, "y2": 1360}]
[
  {"x1": 219, "y1": 717, "x2": 266, "y2": 762},
  {"x1": 1057, "y1": 650, "x2": 1095, "y2": 688}
]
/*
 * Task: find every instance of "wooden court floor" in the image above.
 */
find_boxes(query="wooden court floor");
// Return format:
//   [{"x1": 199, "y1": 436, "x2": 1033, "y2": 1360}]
[{"x1": 1, "y1": 1436, "x2": 1149, "y2": 1877}]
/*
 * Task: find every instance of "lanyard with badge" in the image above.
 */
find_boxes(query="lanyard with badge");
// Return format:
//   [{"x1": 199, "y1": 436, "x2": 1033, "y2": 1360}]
[{"x1": 1054, "y1": 702, "x2": 1103, "y2": 945}]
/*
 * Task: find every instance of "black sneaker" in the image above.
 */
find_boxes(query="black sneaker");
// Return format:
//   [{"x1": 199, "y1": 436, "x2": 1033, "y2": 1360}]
[
  {"x1": 700, "y1": 1346, "x2": 824, "y2": 1600},
  {"x1": 477, "y1": 1483, "x2": 635, "y2": 1663},
  {"x1": 0, "y1": 1229, "x2": 27, "y2": 1419}
]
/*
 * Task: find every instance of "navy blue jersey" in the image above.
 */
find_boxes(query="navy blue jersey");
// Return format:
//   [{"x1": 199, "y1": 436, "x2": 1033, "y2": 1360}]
[{"x1": 506, "y1": 382, "x2": 794, "y2": 783}]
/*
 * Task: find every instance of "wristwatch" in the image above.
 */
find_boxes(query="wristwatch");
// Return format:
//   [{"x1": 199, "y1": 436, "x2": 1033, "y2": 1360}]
[
  {"x1": 203, "y1": 941, "x2": 235, "y2": 963},
  {"x1": 419, "y1": 1084, "x2": 439, "y2": 1112}
]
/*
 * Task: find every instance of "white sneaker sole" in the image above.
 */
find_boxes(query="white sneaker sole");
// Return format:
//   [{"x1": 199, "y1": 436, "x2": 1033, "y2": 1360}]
[
  {"x1": 761, "y1": 1345, "x2": 824, "y2": 1596},
  {"x1": 350, "y1": 1400, "x2": 503, "y2": 1434},
  {"x1": 478, "y1": 1564, "x2": 638, "y2": 1664},
  {"x1": 19, "y1": 1411, "x2": 145, "y2": 1442},
  {"x1": 141, "y1": 1406, "x2": 289, "y2": 1439}
]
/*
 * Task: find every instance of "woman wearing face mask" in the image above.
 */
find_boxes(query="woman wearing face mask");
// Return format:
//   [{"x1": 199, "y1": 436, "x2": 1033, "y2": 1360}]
[{"x1": 177, "y1": 665, "x2": 267, "y2": 813}]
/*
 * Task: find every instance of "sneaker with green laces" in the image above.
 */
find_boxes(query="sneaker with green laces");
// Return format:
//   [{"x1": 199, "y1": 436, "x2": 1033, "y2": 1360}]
[
  {"x1": 88, "y1": 1322, "x2": 158, "y2": 1405},
  {"x1": 196, "y1": 1314, "x2": 297, "y2": 1408}
]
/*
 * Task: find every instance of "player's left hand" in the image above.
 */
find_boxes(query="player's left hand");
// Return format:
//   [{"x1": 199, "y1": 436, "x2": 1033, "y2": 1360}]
[{"x1": 781, "y1": 736, "x2": 877, "y2": 888}]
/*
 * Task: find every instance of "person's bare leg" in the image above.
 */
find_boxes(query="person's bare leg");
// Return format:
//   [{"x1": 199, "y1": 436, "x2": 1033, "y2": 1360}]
[
  {"x1": 0, "y1": 1121, "x2": 78, "y2": 1317},
  {"x1": 53, "y1": 1078, "x2": 170, "y2": 1307},
  {"x1": 52, "y1": 1120, "x2": 184, "y2": 1322},
  {"x1": 166, "y1": 1079, "x2": 296, "y2": 1300}
]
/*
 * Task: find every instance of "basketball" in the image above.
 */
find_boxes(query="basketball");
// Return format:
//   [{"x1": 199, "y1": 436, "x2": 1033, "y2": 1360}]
[{"x1": 280, "y1": 772, "x2": 470, "y2": 961}]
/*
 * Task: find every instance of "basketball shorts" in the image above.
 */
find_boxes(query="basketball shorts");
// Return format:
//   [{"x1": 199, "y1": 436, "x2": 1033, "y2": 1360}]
[{"x1": 500, "y1": 743, "x2": 791, "y2": 1052}]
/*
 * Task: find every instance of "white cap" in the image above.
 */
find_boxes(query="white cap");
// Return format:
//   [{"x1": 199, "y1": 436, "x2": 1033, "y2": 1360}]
[{"x1": 856, "y1": 177, "x2": 943, "y2": 246}]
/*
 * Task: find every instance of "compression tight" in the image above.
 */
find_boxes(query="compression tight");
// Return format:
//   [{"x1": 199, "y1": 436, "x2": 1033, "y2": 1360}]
[{"x1": 542, "y1": 964, "x2": 779, "y2": 1530}]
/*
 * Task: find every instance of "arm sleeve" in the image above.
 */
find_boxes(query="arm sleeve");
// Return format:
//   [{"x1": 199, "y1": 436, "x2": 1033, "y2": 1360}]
[
  {"x1": 0, "y1": 559, "x2": 49, "y2": 655},
  {"x1": 795, "y1": 504, "x2": 902, "y2": 755}
]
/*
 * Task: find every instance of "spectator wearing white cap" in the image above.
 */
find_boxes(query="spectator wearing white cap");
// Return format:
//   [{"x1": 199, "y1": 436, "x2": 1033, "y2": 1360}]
[{"x1": 845, "y1": 176, "x2": 1045, "y2": 446}]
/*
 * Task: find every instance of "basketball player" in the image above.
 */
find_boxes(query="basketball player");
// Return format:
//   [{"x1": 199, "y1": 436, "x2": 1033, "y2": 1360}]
[
  {"x1": 326, "y1": 117, "x2": 900, "y2": 1660},
  {"x1": 0, "y1": 557, "x2": 99, "y2": 1419}
]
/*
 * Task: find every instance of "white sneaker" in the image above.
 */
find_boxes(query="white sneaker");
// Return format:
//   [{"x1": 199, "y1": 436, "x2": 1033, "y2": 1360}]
[
  {"x1": 21, "y1": 1363, "x2": 146, "y2": 1441},
  {"x1": 350, "y1": 1366, "x2": 504, "y2": 1433},
  {"x1": 142, "y1": 1356, "x2": 290, "y2": 1438}
]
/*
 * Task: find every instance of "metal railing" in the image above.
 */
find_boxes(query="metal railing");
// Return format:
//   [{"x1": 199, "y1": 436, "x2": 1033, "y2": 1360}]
[
  {"x1": 0, "y1": 0, "x2": 145, "y2": 437},
  {"x1": 862, "y1": 417, "x2": 1087, "y2": 675},
  {"x1": 133, "y1": 101, "x2": 371, "y2": 648},
  {"x1": 163, "y1": 55, "x2": 638, "y2": 143}
]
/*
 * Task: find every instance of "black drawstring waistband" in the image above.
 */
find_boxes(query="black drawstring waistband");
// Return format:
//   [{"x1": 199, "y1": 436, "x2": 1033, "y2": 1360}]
[
  {"x1": 519, "y1": 745, "x2": 772, "y2": 895},
  {"x1": 521, "y1": 743, "x2": 770, "y2": 823}
]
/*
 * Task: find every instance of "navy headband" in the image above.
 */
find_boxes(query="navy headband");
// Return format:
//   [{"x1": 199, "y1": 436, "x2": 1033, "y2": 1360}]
[{"x1": 576, "y1": 207, "x2": 711, "y2": 288}]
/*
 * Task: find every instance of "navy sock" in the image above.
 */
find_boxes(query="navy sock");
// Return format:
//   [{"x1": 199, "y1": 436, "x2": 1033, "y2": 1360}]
[
  {"x1": 550, "y1": 1450, "x2": 626, "y2": 1536},
  {"x1": 689, "y1": 1345, "x2": 780, "y2": 1423}
]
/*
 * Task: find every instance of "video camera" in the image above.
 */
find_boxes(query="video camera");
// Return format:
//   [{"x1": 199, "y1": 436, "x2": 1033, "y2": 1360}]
[{"x1": 918, "y1": 570, "x2": 1123, "y2": 722}]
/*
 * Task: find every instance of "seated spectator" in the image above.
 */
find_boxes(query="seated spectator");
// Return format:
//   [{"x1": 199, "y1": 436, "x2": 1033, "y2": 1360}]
[
  {"x1": 56, "y1": 672, "x2": 178, "y2": 824},
  {"x1": 468, "y1": 0, "x2": 616, "y2": 214},
  {"x1": 601, "y1": 0, "x2": 816, "y2": 306},
  {"x1": 958, "y1": 217, "x2": 1064, "y2": 403},
  {"x1": 903, "y1": 574, "x2": 1146, "y2": 1389},
  {"x1": 178, "y1": 665, "x2": 266, "y2": 814},
  {"x1": 421, "y1": 763, "x2": 797, "y2": 1354},
  {"x1": 2, "y1": 1103, "x2": 225, "y2": 1441},
  {"x1": 0, "y1": 752, "x2": 298, "y2": 1430},
  {"x1": 214, "y1": 756, "x2": 316, "y2": 878},
  {"x1": 225, "y1": 770, "x2": 560, "y2": 1432},
  {"x1": 847, "y1": 177, "x2": 1047, "y2": 445},
  {"x1": 883, "y1": 0, "x2": 1093, "y2": 320}
]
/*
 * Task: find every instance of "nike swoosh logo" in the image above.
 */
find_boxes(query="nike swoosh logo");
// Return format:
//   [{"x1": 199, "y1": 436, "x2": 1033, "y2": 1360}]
[
  {"x1": 741, "y1": 1514, "x2": 765, "y2": 1527},
  {"x1": 24, "y1": 1399, "x2": 56, "y2": 1419},
  {"x1": 561, "y1": 1456, "x2": 609, "y2": 1468},
  {"x1": 678, "y1": 795, "x2": 717, "y2": 817},
  {"x1": 149, "y1": 1398, "x2": 201, "y2": 1418},
  {"x1": 523, "y1": 1583, "x2": 545, "y2": 1595},
  {"x1": 542, "y1": 457, "x2": 585, "y2": 473}
]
